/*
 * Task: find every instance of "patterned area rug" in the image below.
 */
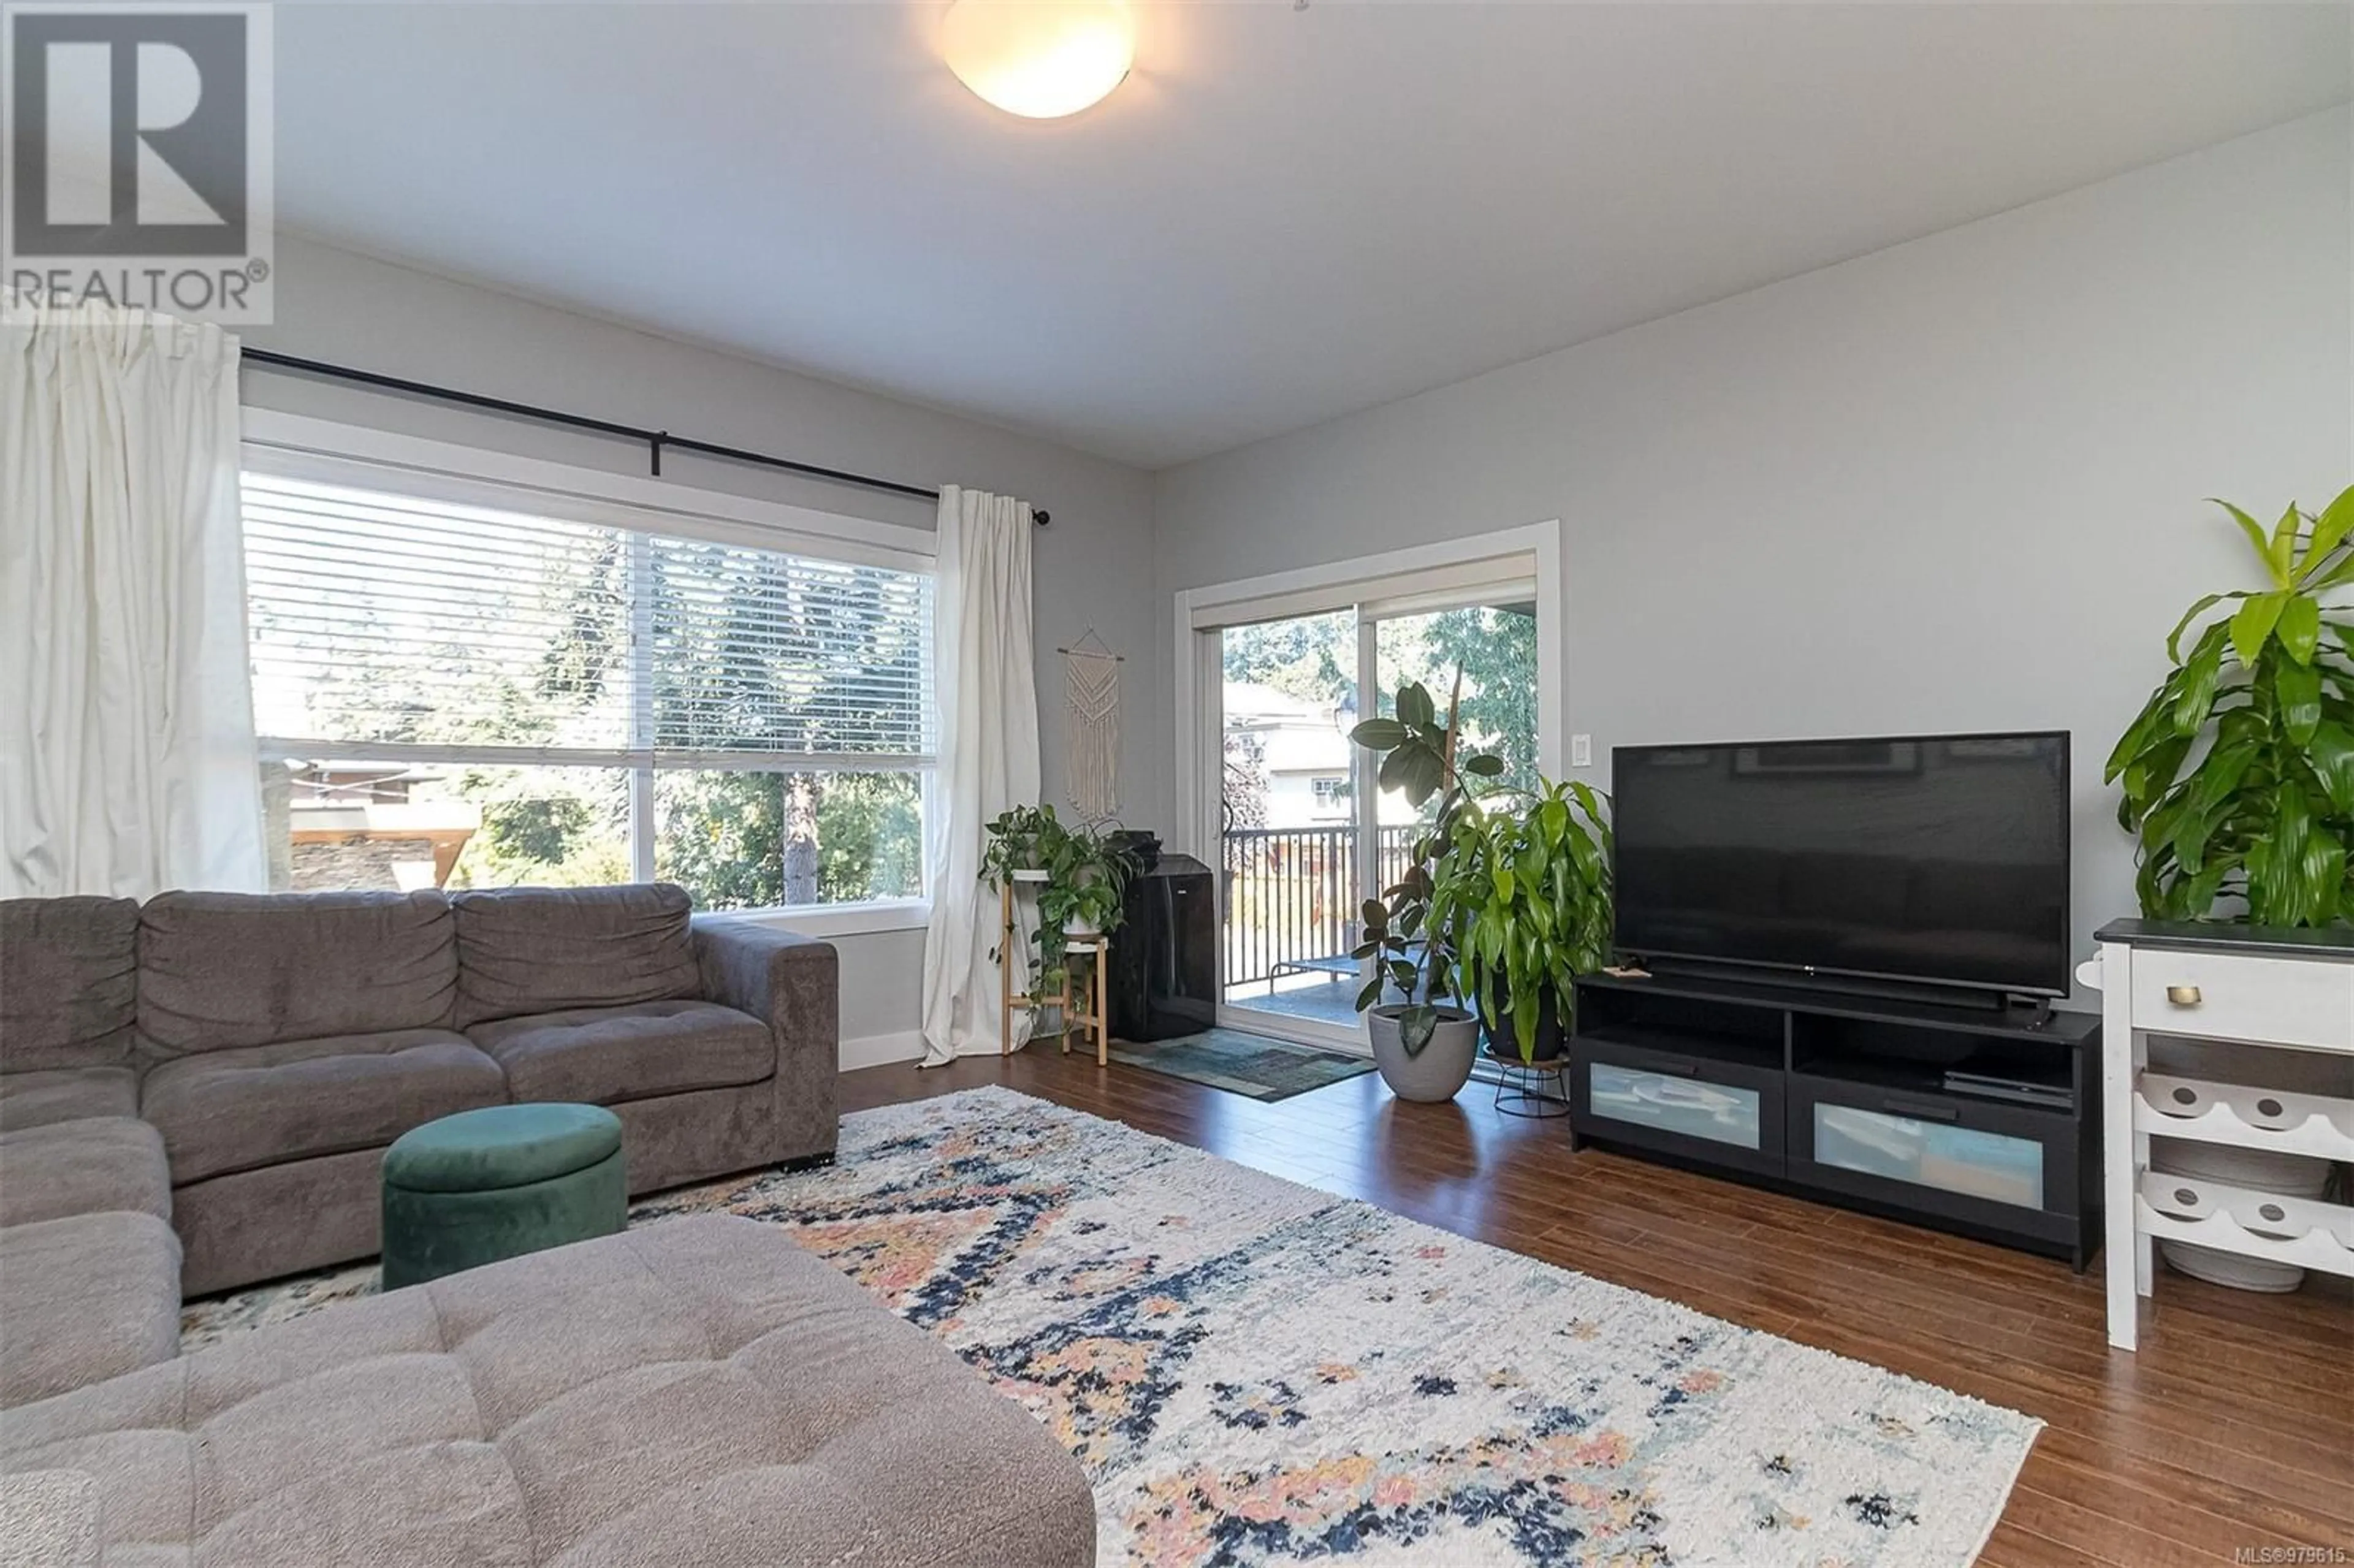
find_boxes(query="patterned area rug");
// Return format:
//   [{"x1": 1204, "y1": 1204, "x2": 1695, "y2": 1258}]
[
  {"x1": 183, "y1": 1087, "x2": 2038, "y2": 1566},
  {"x1": 1108, "y1": 1027, "x2": 1374, "y2": 1101}
]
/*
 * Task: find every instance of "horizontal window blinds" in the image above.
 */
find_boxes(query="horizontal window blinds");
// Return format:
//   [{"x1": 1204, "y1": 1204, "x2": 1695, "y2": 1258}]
[{"x1": 245, "y1": 474, "x2": 934, "y2": 767}]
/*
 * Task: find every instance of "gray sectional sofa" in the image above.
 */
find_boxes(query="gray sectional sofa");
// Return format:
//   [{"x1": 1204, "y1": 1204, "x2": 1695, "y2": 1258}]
[
  {"x1": 0, "y1": 885, "x2": 1102, "y2": 1566},
  {"x1": 4, "y1": 883, "x2": 837, "y2": 1296},
  {"x1": 0, "y1": 882, "x2": 839, "y2": 1402}
]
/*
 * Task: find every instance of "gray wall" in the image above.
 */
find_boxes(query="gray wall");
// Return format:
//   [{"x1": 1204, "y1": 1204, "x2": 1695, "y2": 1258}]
[
  {"x1": 242, "y1": 107, "x2": 2351, "y2": 1038},
  {"x1": 245, "y1": 233, "x2": 1163, "y2": 1046},
  {"x1": 1153, "y1": 109, "x2": 2353, "y2": 992}
]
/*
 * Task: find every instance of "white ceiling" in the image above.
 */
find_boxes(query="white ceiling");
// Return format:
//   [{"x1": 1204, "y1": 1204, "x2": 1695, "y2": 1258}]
[{"x1": 272, "y1": 2, "x2": 2351, "y2": 469}]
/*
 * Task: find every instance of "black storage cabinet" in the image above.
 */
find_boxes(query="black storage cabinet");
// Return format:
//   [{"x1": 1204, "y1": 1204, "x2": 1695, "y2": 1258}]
[{"x1": 1110, "y1": 853, "x2": 1217, "y2": 1041}]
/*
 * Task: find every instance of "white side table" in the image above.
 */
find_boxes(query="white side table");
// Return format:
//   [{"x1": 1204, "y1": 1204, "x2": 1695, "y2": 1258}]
[{"x1": 2089, "y1": 919, "x2": 2354, "y2": 1350}]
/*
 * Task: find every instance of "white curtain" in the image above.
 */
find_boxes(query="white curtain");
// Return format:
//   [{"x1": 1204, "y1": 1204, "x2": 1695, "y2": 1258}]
[
  {"x1": 1, "y1": 301, "x2": 265, "y2": 899},
  {"x1": 920, "y1": 485, "x2": 1042, "y2": 1065}
]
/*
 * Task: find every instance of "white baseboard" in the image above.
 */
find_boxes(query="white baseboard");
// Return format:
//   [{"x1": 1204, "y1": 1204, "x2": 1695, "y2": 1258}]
[{"x1": 839, "y1": 1030, "x2": 926, "y2": 1071}]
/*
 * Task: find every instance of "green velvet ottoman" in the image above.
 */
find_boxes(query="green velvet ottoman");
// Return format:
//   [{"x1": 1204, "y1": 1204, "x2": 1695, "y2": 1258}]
[{"x1": 380, "y1": 1103, "x2": 627, "y2": 1290}]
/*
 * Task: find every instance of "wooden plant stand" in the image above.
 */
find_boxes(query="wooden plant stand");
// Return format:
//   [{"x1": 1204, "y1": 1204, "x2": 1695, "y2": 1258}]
[{"x1": 999, "y1": 873, "x2": 1110, "y2": 1066}]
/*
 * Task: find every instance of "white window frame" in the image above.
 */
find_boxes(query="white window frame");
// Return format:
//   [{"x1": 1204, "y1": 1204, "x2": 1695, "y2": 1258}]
[
  {"x1": 1171, "y1": 519, "x2": 1566, "y2": 866},
  {"x1": 240, "y1": 409, "x2": 937, "y2": 937}
]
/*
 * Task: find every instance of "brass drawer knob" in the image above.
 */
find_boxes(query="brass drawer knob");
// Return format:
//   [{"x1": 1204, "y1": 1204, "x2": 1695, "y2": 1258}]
[{"x1": 2165, "y1": 984, "x2": 2203, "y2": 1007}]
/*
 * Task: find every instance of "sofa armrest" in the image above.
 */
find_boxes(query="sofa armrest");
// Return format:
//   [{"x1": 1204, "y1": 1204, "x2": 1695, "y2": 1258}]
[
  {"x1": 691, "y1": 917, "x2": 837, "y2": 1034},
  {"x1": 690, "y1": 916, "x2": 839, "y2": 1162}
]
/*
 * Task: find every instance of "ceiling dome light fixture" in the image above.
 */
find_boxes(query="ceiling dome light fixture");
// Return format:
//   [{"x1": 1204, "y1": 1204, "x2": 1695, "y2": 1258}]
[{"x1": 942, "y1": 0, "x2": 1135, "y2": 120}]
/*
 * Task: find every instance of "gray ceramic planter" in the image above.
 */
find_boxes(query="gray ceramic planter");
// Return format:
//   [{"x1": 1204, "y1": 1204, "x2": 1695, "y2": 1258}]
[{"x1": 1366, "y1": 1005, "x2": 1480, "y2": 1102}]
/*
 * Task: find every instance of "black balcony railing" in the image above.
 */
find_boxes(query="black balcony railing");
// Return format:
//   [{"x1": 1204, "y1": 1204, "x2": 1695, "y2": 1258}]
[{"x1": 1221, "y1": 824, "x2": 1417, "y2": 989}]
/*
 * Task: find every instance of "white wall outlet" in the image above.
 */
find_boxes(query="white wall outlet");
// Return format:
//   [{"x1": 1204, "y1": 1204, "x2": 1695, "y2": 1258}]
[{"x1": 1571, "y1": 733, "x2": 1593, "y2": 768}]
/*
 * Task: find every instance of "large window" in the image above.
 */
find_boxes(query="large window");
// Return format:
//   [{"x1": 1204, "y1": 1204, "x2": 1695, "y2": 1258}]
[{"x1": 243, "y1": 470, "x2": 934, "y2": 910}]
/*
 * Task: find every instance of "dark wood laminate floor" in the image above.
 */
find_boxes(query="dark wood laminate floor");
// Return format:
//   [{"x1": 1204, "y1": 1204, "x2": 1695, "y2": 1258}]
[{"x1": 843, "y1": 1048, "x2": 2354, "y2": 1567}]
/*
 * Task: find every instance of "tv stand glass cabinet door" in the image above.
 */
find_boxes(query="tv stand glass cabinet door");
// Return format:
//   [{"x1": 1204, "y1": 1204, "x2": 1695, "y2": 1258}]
[{"x1": 2089, "y1": 920, "x2": 2354, "y2": 1351}]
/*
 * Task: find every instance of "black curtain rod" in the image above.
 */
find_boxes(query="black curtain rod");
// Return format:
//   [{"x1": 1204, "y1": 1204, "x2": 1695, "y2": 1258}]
[{"x1": 239, "y1": 348, "x2": 1049, "y2": 524}]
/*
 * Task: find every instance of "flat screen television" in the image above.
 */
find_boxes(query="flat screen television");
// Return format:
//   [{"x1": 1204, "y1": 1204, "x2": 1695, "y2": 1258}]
[{"x1": 1611, "y1": 732, "x2": 2070, "y2": 998}]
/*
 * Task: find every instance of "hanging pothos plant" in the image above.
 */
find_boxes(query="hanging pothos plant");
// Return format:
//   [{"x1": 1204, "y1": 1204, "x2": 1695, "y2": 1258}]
[
  {"x1": 979, "y1": 803, "x2": 1137, "y2": 1001},
  {"x1": 2107, "y1": 485, "x2": 2354, "y2": 925}
]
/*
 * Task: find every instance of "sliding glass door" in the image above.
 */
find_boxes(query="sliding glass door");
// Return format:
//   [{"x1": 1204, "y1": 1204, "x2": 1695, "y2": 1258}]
[
  {"x1": 1219, "y1": 611, "x2": 1363, "y2": 1042},
  {"x1": 1212, "y1": 588, "x2": 1543, "y2": 1049}
]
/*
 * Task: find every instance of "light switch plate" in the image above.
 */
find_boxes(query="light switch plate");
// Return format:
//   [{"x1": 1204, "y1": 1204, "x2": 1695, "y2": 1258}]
[{"x1": 1571, "y1": 733, "x2": 1593, "y2": 767}]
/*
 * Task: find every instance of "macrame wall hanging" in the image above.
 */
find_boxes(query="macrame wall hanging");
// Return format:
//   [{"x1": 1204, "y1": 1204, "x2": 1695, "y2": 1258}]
[{"x1": 1059, "y1": 629, "x2": 1122, "y2": 824}]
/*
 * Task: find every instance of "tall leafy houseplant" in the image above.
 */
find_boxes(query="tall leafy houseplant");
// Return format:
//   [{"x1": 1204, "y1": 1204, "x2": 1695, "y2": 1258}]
[
  {"x1": 2108, "y1": 485, "x2": 2354, "y2": 924},
  {"x1": 1348, "y1": 677, "x2": 1507, "y2": 1052},
  {"x1": 980, "y1": 804, "x2": 1138, "y2": 1005},
  {"x1": 1436, "y1": 778, "x2": 1614, "y2": 1062}
]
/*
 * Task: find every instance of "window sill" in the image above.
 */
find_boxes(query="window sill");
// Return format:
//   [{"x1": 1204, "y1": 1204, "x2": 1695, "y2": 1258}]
[{"x1": 719, "y1": 900, "x2": 931, "y2": 939}]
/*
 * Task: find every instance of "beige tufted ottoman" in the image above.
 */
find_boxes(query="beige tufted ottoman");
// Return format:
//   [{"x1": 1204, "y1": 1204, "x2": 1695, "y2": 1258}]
[{"x1": 0, "y1": 1215, "x2": 1097, "y2": 1567}]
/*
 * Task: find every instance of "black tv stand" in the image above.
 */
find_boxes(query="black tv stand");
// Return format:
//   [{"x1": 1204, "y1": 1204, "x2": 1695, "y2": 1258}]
[{"x1": 1569, "y1": 969, "x2": 2101, "y2": 1268}]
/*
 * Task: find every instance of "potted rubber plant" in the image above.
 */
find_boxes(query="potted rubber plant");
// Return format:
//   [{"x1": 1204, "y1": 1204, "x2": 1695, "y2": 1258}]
[
  {"x1": 1347, "y1": 676, "x2": 1506, "y2": 1100},
  {"x1": 2108, "y1": 485, "x2": 2354, "y2": 923},
  {"x1": 1440, "y1": 778, "x2": 1613, "y2": 1063}
]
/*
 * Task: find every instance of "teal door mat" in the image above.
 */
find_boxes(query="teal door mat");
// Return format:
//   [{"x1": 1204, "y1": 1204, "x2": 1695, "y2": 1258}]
[{"x1": 1108, "y1": 1027, "x2": 1373, "y2": 1102}]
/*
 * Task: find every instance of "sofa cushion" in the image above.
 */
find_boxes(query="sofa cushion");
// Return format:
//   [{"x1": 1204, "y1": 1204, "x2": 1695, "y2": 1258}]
[
  {"x1": 0, "y1": 1119, "x2": 171, "y2": 1228},
  {"x1": 0, "y1": 1067, "x2": 138, "y2": 1133},
  {"x1": 140, "y1": 1029, "x2": 506, "y2": 1185},
  {"x1": 0, "y1": 1217, "x2": 1098, "y2": 1567},
  {"x1": 137, "y1": 890, "x2": 456, "y2": 1057},
  {"x1": 467, "y1": 1000, "x2": 773, "y2": 1107},
  {"x1": 0, "y1": 1212, "x2": 181, "y2": 1409},
  {"x1": 451, "y1": 884, "x2": 699, "y2": 1029},
  {"x1": 0, "y1": 897, "x2": 139, "y2": 1073}
]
